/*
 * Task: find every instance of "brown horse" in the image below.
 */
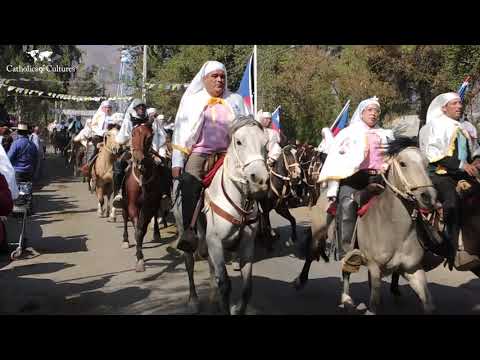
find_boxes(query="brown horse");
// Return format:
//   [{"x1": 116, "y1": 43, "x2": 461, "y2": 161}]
[
  {"x1": 91, "y1": 128, "x2": 121, "y2": 220},
  {"x1": 257, "y1": 145, "x2": 302, "y2": 250},
  {"x1": 121, "y1": 123, "x2": 172, "y2": 272}
]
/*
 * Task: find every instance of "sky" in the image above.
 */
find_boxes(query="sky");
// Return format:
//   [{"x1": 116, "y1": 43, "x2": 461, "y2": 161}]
[{"x1": 77, "y1": 45, "x2": 123, "y2": 96}]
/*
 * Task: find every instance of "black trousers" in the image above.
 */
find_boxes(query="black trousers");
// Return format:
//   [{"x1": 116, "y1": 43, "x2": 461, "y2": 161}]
[{"x1": 15, "y1": 171, "x2": 33, "y2": 183}]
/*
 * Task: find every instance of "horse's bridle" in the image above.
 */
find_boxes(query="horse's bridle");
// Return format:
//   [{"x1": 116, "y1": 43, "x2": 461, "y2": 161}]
[
  {"x1": 381, "y1": 147, "x2": 435, "y2": 219},
  {"x1": 131, "y1": 124, "x2": 155, "y2": 187},
  {"x1": 269, "y1": 148, "x2": 301, "y2": 203}
]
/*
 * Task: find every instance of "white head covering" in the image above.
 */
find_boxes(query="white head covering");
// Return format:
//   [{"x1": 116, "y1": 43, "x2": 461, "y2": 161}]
[
  {"x1": 182, "y1": 61, "x2": 227, "y2": 97},
  {"x1": 426, "y1": 92, "x2": 461, "y2": 125},
  {"x1": 101, "y1": 100, "x2": 112, "y2": 108},
  {"x1": 111, "y1": 113, "x2": 124, "y2": 126},
  {"x1": 262, "y1": 112, "x2": 272, "y2": 118},
  {"x1": 147, "y1": 108, "x2": 157, "y2": 116},
  {"x1": 350, "y1": 96, "x2": 381, "y2": 126}
]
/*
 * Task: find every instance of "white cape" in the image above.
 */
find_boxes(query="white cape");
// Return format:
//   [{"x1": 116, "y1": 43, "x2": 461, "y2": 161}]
[{"x1": 0, "y1": 144, "x2": 19, "y2": 200}]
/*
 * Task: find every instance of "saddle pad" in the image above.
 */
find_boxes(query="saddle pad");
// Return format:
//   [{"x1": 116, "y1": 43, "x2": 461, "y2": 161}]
[
  {"x1": 202, "y1": 154, "x2": 225, "y2": 188},
  {"x1": 326, "y1": 196, "x2": 378, "y2": 218}
]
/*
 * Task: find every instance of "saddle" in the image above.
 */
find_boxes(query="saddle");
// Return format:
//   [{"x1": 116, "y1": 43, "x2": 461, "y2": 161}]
[{"x1": 202, "y1": 153, "x2": 226, "y2": 188}]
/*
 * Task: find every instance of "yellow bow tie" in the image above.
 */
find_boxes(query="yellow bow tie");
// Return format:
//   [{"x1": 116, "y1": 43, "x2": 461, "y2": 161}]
[
  {"x1": 207, "y1": 97, "x2": 226, "y2": 122},
  {"x1": 207, "y1": 97, "x2": 225, "y2": 106}
]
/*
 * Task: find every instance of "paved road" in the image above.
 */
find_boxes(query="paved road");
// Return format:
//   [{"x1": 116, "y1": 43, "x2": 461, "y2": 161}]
[{"x1": 1, "y1": 151, "x2": 480, "y2": 315}]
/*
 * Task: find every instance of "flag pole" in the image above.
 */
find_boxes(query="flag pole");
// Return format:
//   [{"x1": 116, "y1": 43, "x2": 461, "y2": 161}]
[
  {"x1": 253, "y1": 45, "x2": 258, "y2": 116},
  {"x1": 329, "y1": 99, "x2": 350, "y2": 130}
]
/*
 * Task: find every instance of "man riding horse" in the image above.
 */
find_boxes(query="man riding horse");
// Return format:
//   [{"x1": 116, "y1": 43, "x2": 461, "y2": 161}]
[
  {"x1": 86, "y1": 100, "x2": 113, "y2": 175},
  {"x1": 171, "y1": 60, "x2": 248, "y2": 253},
  {"x1": 318, "y1": 97, "x2": 394, "y2": 262},
  {"x1": 419, "y1": 92, "x2": 480, "y2": 270},
  {"x1": 257, "y1": 111, "x2": 282, "y2": 168},
  {"x1": 112, "y1": 99, "x2": 149, "y2": 208}
]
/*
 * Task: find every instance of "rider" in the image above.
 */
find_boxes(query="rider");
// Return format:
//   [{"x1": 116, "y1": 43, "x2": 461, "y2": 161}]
[
  {"x1": 7, "y1": 123, "x2": 39, "y2": 183},
  {"x1": 147, "y1": 108, "x2": 169, "y2": 159},
  {"x1": 87, "y1": 100, "x2": 113, "y2": 173},
  {"x1": 68, "y1": 116, "x2": 83, "y2": 137},
  {"x1": 257, "y1": 110, "x2": 282, "y2": 168},
  {"x1": 318, "y1": 97, "x2": 394, "y2": 261},
  {"x1": 419, "y1": 92, "x2": 480, "y2": 270},
  {"x1": 172, "y1": 60, "x2": 247, "y2": 253},
  {"x1": 112, "y1": 99, "x2": 149, "y2": 208}
]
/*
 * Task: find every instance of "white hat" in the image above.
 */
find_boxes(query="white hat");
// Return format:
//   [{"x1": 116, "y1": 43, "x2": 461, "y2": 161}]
[
  {"x1": 111, "y1": 113, "x2": 124, "y2": 125},
  {"x1": 147, "y1": 108, "x2": 157, "y2": 116},
  {"x1": 17, "y1": 123, "x2": 29, "y2": 131},
  {"x1": 101, "y1": 100, "x2": 112, "y2": 108},
  {"x1": 156, "y1": 114, "x2": 165, "y2": 121},
  {"x1": 262, "y1": 112, "x2": 272, "y2": 118}
]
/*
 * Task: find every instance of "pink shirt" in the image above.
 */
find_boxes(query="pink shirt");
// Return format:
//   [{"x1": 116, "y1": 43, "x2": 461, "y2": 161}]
[
  {"x1": 192, "y1": 103, "x2": 231, "y2": 155},
  {"x1": 360, "y1": 132, "x2": 384, "y2": 171}
]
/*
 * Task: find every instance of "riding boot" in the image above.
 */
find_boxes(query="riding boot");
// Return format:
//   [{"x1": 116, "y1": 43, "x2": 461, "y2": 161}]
[
  {"x1": 177, "y1": 172, "x2": 204, "y2": 253},
  {"x1": 112, "y1": 160, "x2": 126, "y2": 209},
  {"x1": 443, "y1": 208, "x2": 460, "y2": 271},
  {"x1": 336, "y1": 194, "x2": 358, "y2": 260}
]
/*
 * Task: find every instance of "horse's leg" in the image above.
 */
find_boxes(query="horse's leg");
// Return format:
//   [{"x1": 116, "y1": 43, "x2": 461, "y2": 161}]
[
  {"x1": 207, "y1": 238, "x2": 231, "y2": 315},
  {"x1": 96, "y1": 184, "x2": 104, "y2": 217},
  {"x1": 275, "y1": 203, "x2": 297, "y2": 243},
  {"x1": 390, "y1": 271, "x2": 402, "y2": 296},
  {"x1": 134, "y1": 208, "x2": 152, "y2": 272},
  {"x1": 184, "y1": 252, "x2": 200, "y2": 313},
  {"x1": 367, "y1": 265, "x2": 382, "y2": 315},
  {"x1": 153, "y1": 214, "x2": 161, "y2": 242},
  {"x1": 121, "y1": 206, "x2": 130, "y2": 249},
  {"x1": 341, "y1": 271, "x2": 355, "y2": 310},
  {"x1": 294, "y1": 259, "x2": 313, "y2": 291},
  {"x1": 403, "y1": 269, "x2": 435, "y2": 314},
  {"x1": 231, "y1": 227, "x2": 255, "y2": 315},
  {"x1": 293, "y1": 229, "x2": 313, "y2": 290}
]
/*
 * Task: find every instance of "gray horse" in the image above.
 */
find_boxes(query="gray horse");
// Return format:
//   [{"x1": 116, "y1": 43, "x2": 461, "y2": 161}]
[
  {"x1": 173, "y1": 116, "x2": 269, "y2": 314},
  {"x1": 297, "y1": 137, "x2": 438, "y2": 314}
]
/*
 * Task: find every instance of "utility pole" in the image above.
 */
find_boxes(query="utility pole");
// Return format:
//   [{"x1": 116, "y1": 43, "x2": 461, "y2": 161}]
[{"x1": 142, "y1": 45, "x2": 147, "y2": 102}]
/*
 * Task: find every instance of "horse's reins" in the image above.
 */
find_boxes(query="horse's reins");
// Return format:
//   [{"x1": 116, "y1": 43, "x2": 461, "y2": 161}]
[
  {"x1": 204, "y1": 126, "x2": 264, "y2": 226},
  {"x1": 270, "y1": 149, "x2": 301, "y2": 204}
]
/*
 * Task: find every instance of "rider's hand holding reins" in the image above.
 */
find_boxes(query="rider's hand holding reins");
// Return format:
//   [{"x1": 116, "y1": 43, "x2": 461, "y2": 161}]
[{"x1": 463, "y1": 163, "x2": 479, "y2": 178}]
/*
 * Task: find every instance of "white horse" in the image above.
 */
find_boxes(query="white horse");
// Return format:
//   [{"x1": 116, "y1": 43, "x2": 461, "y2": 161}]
[{"x1": 173, "y1": 116, "x2": 269, "y2": 315}]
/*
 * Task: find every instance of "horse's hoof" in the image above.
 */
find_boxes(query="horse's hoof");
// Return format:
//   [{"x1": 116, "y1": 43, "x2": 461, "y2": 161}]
[
  {"x1": 293, "y1": 277, "x2": 307, "y2": 291},
  {"x1": 230, "y1": 304, "x2": 243, "y2": 315},
  {"x1": 135, "y1": 259, "x2": 145, "y2": 272},
  {"x1": 109, "y1": 216, "x2": 116, "y2": 223},
  {"x1": 121, "y1": 242, "x2": 130, "y2": 249},
  {"x1": 187, "y1": 298, "x2": 200, "y2": 314},
  {"x1": 340, "y1": 293, "x2": 355, "y2": 312}
]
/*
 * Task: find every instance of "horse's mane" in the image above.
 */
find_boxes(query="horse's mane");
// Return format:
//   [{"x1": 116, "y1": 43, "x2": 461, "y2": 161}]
[
  {"x1": 229, "y1": 115, "x2": 263, "y2": 137},
  {"x1": 384, "y1": 136, "x2": 419, "y2": 157}
]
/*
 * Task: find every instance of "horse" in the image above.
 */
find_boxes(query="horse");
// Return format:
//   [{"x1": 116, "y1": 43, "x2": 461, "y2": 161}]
[
  {"x1": 70, "y1": 140, "x2": 86, "y2": 181},
  {"x1": 52, "y1": 128, "x2": 69, "y2": 156},
  {"x1": 173, "y1": 115, "x2": 269, "y2": 315},
  {"x1": 91, "y1": 128, "x2": 121, "y2": 221},
  {"x1": 295, "y1": 137, "x2": 439, "y2": 314},
  {"x1": 121, "y1": 123, "x2": 172, "y2": 272},
  {"x1": 257, "y1": 145, "x2": 302, "y2": 250}
]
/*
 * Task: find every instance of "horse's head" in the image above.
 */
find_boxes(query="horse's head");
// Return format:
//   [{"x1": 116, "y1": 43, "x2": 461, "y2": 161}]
[
  {"x1": 228, "y1": 115, "x2": 269, "y2": 198},
  {"x1": 384, "y1": 137, "x2": 437, "y2": 210},
  {"x1": 131, "y1": 123, "x2": 153, "y2": 171},
  {"x1": 281, "y1": 145, "x2": 302, "y2": 185},
  {"x1": 103, "y1": 127, "x2": 122, "y2": 156}
]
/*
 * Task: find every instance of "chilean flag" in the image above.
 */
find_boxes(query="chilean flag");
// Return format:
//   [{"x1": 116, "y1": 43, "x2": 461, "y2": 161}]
[
  {"x1": 271, "y1": 106, "x2": 281, "y2": 132},
  {"x1": 237, "y1": 53, "x2": 254, "y2": 115},
  {"x1": 330, "y1": 100, "x2": 350, "y2": 136},
  {"x1": 457, "y1": 76, "x2": 471, "y2": 101}
]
